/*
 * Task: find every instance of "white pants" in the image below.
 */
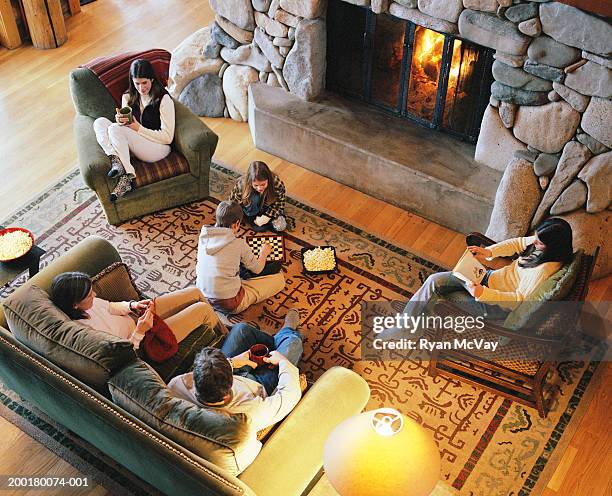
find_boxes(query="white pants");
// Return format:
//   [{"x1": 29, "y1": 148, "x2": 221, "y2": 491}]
[{"x1": 94, "y1": 117, "x2": 170, "y2": 176}]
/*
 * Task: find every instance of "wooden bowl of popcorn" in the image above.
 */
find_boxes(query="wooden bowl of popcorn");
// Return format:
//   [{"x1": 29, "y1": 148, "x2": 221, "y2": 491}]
[
  {"x1": 300, "y1": 246, "x2": 338, "y2": 275},
  {"x1": 0, "y1": 227, "x2": 35, "y2": 262}
]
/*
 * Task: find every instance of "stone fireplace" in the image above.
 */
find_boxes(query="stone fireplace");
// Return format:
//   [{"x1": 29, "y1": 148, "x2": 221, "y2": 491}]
[
  {"x1": 169, "y1": 0, "x2": 611, "y2": 277},
  {"x1": 326, "y1": 0, "x2": 494, "y2": 142}
]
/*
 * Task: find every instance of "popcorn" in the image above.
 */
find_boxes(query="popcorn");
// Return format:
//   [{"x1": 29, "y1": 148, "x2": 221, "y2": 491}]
[
  {"x1": 303, "y1": 246, "x2": 336, "y2": 272},
  {"x1": 0, "y1": 230, "x2": 33, "y2": 260}
]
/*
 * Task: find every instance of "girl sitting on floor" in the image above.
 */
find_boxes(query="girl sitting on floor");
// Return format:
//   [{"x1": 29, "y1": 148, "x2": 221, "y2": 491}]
[
  {"x1": 93, "y1": 58, "x2": 175, "y2": 202},
  {"x1": 229, "y1": 161, "x2": 287, "y2": 232},
  {"x1": 50, "y1": 272, "x2": 226, "y2": 349}
]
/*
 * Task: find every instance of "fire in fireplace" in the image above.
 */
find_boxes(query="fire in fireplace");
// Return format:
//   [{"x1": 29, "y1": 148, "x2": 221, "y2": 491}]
[{"x1": 326, "y1": 0, "x2": 494, "y2": 143}]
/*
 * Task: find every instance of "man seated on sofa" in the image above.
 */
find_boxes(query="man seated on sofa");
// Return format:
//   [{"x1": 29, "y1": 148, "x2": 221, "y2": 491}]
[{"x1": 168, "y1": 309, "x2": 303, "y2": 472}]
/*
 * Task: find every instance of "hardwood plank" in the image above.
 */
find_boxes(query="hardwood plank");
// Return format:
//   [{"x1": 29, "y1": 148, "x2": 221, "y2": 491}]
[
  {"x1": 0, "y1": 1, "x2": 610, "y2": 495},
  {"x1": 546, "y1": 445, "x2": 578, "y2": 492}
]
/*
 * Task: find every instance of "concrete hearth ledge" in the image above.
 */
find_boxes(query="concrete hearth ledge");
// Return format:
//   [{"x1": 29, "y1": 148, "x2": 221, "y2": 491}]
[{"x1": 248, "y1": 83, "x2": 502, "y2": 233}]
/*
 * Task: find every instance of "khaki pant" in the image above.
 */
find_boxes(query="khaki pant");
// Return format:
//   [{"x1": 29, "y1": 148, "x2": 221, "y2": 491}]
[
  {"x1": 153, "y1": 287, "x2": 224, "y2": 341},
  {"x1": 232, "y1": 273, "x2": 286, "y2": 314}
]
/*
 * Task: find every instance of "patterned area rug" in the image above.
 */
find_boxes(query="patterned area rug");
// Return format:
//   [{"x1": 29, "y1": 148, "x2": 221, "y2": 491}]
[{"x1": 0, "y1": 164, "x2": 604, "y2": 496}]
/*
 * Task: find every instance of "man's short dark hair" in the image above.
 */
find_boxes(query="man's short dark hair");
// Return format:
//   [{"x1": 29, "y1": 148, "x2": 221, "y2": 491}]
[
  {"x1": 216, "y1": 201, "x2": 243, "y2": 228},
  {"x1": 192, "y1": 348, "x2": 233, "y2": 404}
]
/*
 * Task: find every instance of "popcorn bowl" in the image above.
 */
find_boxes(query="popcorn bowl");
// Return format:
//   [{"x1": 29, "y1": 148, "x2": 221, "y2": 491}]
[
  {"x1": 0, "y1": 227, "x2": 35, "y2": 262},
  {"x1": 300, "y1": 245, "x2": 338, "y2": 276}
]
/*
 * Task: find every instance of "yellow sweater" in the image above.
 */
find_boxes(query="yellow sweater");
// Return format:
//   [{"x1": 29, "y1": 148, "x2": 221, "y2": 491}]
[{"x1": 477, "y1": 236, "x2": 562, "y2": 310}]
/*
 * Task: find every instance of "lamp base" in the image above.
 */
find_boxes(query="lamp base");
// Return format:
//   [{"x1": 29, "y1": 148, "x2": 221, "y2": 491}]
[{"x1": 310, "y1": 476, "x2": 457, "y2": 496}]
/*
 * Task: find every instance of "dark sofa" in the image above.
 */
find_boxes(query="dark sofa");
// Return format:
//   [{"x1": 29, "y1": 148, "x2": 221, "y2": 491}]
[{"x1": 0, "y1": 236, "x2": 370, "y2": 495}]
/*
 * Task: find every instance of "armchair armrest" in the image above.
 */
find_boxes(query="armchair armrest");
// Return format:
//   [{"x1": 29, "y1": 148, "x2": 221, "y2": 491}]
[
  {"x1": 73, "y1": 114, "x2": 111, "y2": 191},
  {"x1": 173, "y1": 99, "x2": 219, "y2": 172},
  {"x1": 433, "y1": 300, "x2": 561, "y2": 344},
  {"x1": 239, "y1": 367, "x2": 370, "y2": 496},
  {"x1": 466, "y1": 232, "x2": 496, "y2": 248}
]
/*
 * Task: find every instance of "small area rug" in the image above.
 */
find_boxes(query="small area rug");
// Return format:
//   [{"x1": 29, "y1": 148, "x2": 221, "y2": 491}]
[{"x1": 0, "y1": 164, "x2": 604, "y2": 496}]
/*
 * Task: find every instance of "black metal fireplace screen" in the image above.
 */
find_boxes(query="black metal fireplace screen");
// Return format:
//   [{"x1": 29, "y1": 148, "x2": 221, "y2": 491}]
[{"x1": 326, "y1": 0, "x2": 494, "y2": 143}]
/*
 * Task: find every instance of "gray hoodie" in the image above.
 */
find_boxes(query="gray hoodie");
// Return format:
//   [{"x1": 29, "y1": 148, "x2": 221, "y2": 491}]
[{"x1": 195, "y1": 226, "x2": 264, "y2": 299}]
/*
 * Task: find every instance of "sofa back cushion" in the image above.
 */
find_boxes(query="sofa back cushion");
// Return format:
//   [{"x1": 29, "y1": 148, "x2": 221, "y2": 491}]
[
  {"x1": 2, "y1": 285, "x2": 136, "y2": 392},
  {"x1": 108, "y1": 360, "x2": 251, "y2": 475},
  {"x1": 503, "y1": 250, "x2": 584, "y2": 333}
]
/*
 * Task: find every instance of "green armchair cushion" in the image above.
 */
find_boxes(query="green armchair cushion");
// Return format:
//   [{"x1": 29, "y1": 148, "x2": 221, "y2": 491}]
[
  {"x1": 108, "y1": 360, "x2": 251, "y2": 476},
  {"x1": 503, "y1": 250, "x2": 583, "y2": 331},
  {"x1": 132, "y1": 150, "x2": 190, "y2": 188},
  {"x1": 2, "y1": 285, "x2": 136, "y2": 392}
]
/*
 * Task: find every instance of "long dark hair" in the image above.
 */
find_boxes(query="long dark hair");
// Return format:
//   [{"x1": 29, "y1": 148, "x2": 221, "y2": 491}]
[
  {"x1": 240, "y1": 161, "x2": 278, "y2": 207},
  {"x1": 518, "y1": 218, "x2": 573, "y2": 268},
  {"x1": 124, "y1": 59, "x2": 165, "y2": 109},
  {"x1": 50, "y1": 272, "x2": 93, "y2": 320}
]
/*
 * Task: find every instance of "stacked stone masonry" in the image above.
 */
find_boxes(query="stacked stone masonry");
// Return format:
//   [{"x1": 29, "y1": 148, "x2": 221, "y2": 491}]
[{"x1": 169, "y1": 0, "x2": 611, "y2": 277}]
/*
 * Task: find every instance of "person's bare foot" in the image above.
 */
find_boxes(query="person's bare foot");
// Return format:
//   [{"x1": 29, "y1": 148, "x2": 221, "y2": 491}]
[{"x1": 283, "y1": 309, "x2": 300, "y2": 330}]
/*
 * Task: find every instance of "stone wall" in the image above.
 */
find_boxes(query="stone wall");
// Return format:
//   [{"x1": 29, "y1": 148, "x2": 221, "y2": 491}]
[
  {"x1": 169, "y1": 0, "x2": 611, "y2": 277},
  {"x1": 168, "y1": 0, "x2": 326, "y2": 120}
]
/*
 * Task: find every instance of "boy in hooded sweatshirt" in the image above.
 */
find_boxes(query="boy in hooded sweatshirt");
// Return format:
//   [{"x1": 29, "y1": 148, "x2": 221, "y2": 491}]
[{"x1": 196, "y1": 201, "x2": 285, "y2": 314}]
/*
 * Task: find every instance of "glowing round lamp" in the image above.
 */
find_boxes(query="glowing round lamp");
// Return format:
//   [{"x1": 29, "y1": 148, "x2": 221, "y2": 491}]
[{"x1": 323, "y1": 408, "x2": 440, "y2": 496}]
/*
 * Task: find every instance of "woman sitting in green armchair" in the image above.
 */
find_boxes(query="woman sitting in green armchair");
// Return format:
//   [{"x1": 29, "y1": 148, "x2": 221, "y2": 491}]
[{"x1": 93, "y1": 58, "x2": 175, "y2": 202}]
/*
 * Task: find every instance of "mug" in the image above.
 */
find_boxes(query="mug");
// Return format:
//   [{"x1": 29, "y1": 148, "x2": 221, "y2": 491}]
[
  {"x1": 118, "y1": 106, "x2": 133, "y2": 124},
  {"x1": 249, "y1": 344, "x2": 270, "y2": 367}
]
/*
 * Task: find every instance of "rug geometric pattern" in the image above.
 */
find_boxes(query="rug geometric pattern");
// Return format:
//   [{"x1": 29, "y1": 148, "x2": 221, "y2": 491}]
[{"x1": 0, "y1": 164, "x2": 603, "y2": 496}]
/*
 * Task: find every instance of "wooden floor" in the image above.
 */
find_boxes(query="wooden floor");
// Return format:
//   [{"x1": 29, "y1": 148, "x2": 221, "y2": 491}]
[{"x1": 0, "y1": 1, "x2": 610, "y2": 495}]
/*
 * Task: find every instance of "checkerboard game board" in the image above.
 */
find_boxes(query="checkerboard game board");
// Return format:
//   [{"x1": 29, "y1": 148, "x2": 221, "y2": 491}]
[{"x1": 246, "y1": 234, "x2": 285, "y2": 262}]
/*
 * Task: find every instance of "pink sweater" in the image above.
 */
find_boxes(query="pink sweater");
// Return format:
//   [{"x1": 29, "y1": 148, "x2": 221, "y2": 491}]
[{"x1": 76, "y1": 298, "x2": 144, "y2": 348}]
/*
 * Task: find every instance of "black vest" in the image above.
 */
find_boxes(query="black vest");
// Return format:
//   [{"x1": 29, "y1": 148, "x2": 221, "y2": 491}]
[{"x1": 131, "y1": 90, "x2": 167, "y2": 130}]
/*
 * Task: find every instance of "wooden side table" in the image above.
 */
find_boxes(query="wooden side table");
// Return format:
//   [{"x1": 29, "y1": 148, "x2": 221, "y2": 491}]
[{"x1": 21, "y1": 0, "x2": 67, "y2": 49}]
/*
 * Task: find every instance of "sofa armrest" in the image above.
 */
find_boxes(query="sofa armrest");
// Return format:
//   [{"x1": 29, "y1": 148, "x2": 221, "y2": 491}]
[
  {"x1": 74, "y1": 114, "x2": 111, "y2": 191},
  {"x1": 239, "y1": 367, "x2": 370, "y2": 496},
  {"x1": 173, "y1": 99, "x2": 219, "y2": 168}
]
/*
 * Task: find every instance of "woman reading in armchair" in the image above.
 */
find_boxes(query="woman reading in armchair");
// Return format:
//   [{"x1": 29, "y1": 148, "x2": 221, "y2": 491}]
[
  {"x1": 93, "y1": 59, "x2": 175, "y2": 202},
  {"x1": 50, "y1": 272, "x2": 226, "y2": 349},
  {"x1": 409, "y1": 217, "x2": 574, "y2": 318}
]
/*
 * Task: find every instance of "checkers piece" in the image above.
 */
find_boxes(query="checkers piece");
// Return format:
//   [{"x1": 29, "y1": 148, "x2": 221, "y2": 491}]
[{"x1": 246, "y1": 234, "x2": 285, "y2": 262}]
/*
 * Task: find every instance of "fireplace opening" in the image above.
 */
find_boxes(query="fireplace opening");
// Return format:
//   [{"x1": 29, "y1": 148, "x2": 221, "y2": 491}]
[{"x1": 326, "y1": 0, "x2": 494, "y2": 143}]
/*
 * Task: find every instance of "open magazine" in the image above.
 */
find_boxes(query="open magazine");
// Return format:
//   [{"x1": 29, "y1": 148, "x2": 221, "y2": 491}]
[{"x1": 452, "y1": 249, "x2": 487, "y2": 284}]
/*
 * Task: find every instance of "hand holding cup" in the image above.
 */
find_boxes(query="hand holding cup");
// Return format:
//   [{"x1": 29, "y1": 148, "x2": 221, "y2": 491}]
[
  {"x1": 249, "y1": 344, "x2": 272, "y2": 368},
  {"x1": 115, "y1": 106, "x2": 133, "y2": 125}
]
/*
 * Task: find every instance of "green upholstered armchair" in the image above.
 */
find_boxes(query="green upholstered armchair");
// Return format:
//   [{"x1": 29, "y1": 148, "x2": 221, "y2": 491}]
[{"x1": 69, "y1": 51, "x2": 218, "y2": 225}]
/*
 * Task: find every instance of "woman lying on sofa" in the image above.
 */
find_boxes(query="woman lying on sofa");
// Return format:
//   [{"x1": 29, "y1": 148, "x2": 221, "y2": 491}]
[{"x1": 50, "y1": 272, "x2": 226, "y2": 348}]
